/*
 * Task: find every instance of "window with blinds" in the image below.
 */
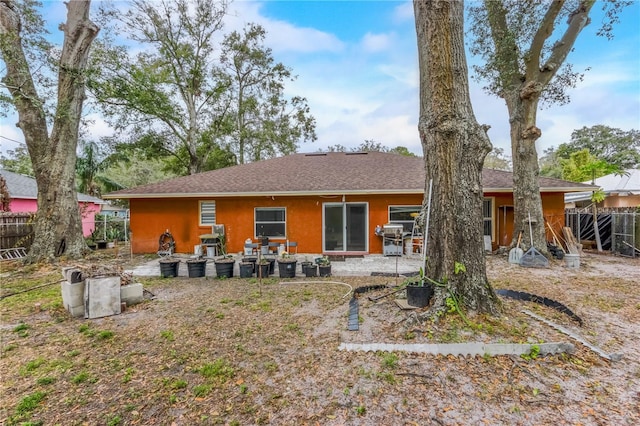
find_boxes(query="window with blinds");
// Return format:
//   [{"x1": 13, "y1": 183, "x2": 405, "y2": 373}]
[{"x1": 200, "y1": 201, "x2": 216, "y2": 225}]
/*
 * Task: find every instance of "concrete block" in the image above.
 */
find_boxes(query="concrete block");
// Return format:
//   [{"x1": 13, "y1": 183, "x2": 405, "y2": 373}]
[
  {"x1": 61, "y1": 280, "x2": 86, "y2": 317},
  {"x1": 120, "y1": 283, "x2": 143, "y2": 306},
  {"x1": 85, "y1": 276, "x2": 121, "y2": 319},
  {"x1": 61, "y1": 267, "x2": 83, "y2": 283}
]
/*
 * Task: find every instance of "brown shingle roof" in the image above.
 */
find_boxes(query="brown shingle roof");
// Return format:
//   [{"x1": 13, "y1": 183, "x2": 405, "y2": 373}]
[{"x1": 104, "y1": 152, "x2": 595, "y2": 199}]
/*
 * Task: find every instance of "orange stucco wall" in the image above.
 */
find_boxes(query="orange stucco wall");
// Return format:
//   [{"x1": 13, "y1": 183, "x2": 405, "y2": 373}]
[
  {"x1": 130, "y1": 194, "x2": 424, "y2": 255},
  {"x1": 129, "y1": 193, "x2": 567, "y2": 254}
]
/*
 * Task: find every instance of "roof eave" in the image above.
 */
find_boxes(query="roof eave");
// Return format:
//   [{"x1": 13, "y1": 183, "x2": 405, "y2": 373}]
[{"x1": 103, "y1": 186, "x2": 591, "y2": 199}]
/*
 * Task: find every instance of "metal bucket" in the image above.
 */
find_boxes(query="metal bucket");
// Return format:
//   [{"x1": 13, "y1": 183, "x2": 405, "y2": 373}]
[{"x1": 565, "y1": 254, "x2": 580, "y2": 269}]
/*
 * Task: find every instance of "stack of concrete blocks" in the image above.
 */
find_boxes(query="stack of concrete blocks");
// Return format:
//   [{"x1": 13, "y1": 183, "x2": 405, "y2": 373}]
[{"x1": 60, "y1": 267, "x2": 144, "y2": 318}]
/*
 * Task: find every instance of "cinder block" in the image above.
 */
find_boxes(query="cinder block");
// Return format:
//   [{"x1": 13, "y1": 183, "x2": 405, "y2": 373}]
[
  {"x1": 61, "y1": 280, "x2": 86, "y2": 317},
  {"x1": 120, "y1": 283, "x2": 143, "y2": 305},
  {"x1": 61, "y1": 267, "x2": 83, "y2": 283}
]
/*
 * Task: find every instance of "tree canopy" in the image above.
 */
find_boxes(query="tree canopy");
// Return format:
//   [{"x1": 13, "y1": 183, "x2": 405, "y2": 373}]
[
  {"x1": 88, "y1": 0, "x2": 315, "y2": 176},
  {"x1": 540, "y1": 125, "x2": 638, "y2": 179},
  {"x1": 324, "y1": 140, "x2": 417, "y2": 156},
  {"x1": 557, "y1": 125, "x2": 640, "y2": 170},
  {"x1": 467, "y1": 0, "x2": 631, "y2": 252}
]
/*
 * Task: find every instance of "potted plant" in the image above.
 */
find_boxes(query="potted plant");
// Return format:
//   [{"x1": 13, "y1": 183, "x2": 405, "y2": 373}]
[
  {"x1": 186, "y1": 257, "x2": 207, "y2": 278},
  {"x1": 159, "y1": 257, "x2": 180, "y2": 278},
  {"x1": 214, "y1": 255, "x2": 235, "y2": 278},
  {"x1": 300, "y1": 257, "x2": 313, "y2": 269},
  {"x1": 277, "y1": 251, "x2": 297, "y2": 278},
  {"x1": 317, "y1": 256, "x2": 331, "y2": 277},
  {"x1": 211, "y1": 235, "x2": 234, "y2": 278},
  {"x1": 85, "y1": 236, "x2": 97, "y2": 250},
  {"x1": 239, "y1": 261, "x2": 254, "y2": 278},
  {"x1": 303, "y1": 263, "x2": 317, "y2": 277},
  {"x1": 257, "y1": 257, "x2": 270, "y2": 278},
  {"x1": 405, "y1": 270, "x2": 434, "y2": 308}
]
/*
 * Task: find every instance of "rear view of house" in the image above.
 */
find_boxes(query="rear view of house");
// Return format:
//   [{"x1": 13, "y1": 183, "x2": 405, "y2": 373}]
[{"x1": 104, "y1": 152, "x2": 594, "y2": 255}]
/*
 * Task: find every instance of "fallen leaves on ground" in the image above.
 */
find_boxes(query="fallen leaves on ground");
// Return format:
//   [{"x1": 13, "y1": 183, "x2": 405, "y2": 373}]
[{"x1": 1, "y1": 253, "x2": 639, "y2": 425}]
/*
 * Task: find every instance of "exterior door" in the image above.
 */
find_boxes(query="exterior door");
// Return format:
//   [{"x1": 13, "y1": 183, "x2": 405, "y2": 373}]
[{"x1": 323, "y1": 203, "x2": 368, "y2": 252}]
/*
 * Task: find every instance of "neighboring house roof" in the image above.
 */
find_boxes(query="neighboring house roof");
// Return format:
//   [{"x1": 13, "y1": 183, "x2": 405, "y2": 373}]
[
  {"x1": 103, "y1": 152, "x2": 596, "y2": 199},
  {"x1": 0, "y1": 169, "x2": 104, "y2": 204},
  {"x1": 564, "y1": 169, "x2": 640, "y2": 204}
]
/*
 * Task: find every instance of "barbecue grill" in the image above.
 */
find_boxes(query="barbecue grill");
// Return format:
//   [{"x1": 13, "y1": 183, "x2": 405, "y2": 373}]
[{"x1": 381, "y1": 223, "x2": 405, "y2": 256}]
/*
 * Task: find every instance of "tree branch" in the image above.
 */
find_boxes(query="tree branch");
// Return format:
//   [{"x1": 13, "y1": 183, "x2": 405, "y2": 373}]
[
  {"x1": 526, "y1": 0, "x2": 564, "y2": 79},
  {"x1": 537, "y1": 0, "x2": 595, "y2": 87}
]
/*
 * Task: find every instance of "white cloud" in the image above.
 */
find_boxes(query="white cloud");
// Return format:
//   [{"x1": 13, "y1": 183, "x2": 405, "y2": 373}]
[
  {"x1": 392, "y1": 1, "x2": 415, "y2": 23},
  {"x1": 361, "y1": 32, "x2": 393, "y2": 53},
  {"x1": 0, "y1": 121, "x2": 25, "y2": 154},
  {"x1": 227, "y1": 1, "x2": 345, "y2": 54}
]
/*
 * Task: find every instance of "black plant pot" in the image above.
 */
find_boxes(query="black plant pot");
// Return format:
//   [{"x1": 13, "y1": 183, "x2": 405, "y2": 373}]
[
  {"x1": 318, "y1": 265, "x2": 331, "y2": 277},
  {"x1": 257, "y1": 263, "x2": 270, "y2": 278},
  {"x1": 239, "y1": 262, "x2": 254, "y2": 278},
  {"x1": 214, "y1": 260, "x2": 235, "y2": 278},
  {"x1": 278, "y1": 260, "x2": 297, "y2": 278},
  {"x1": 303, "y1": 264, "x2": 317, "y2": 277},
  {"x1": 242, "y1": 256, "x2": 258, "y2": 273},
  {"x1": 266, "y1": 258, "x2": 275, "y2": 275},
  {"x1": 159, "y1": 259, "x2": 180, "y2": 278},
  {"x1": 97, "y1": 241, "x2": 108, "y2": 250},
  {"x1": 406, "y1": 283, "x2": 434, "y2": 307},
  {"x1": 187, "y1": 260, "x2": 207, "y2": 278}
]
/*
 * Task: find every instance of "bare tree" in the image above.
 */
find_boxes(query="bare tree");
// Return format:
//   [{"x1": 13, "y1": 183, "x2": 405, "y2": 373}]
[
  {"x1": 0, "y1": 0, "x2": 99, "y2": 262},
  {"x1": 413, "y1": 0, "x2": 499, "y2": 316},
  {"x1": 468, "y1": 0, "x2": 630, "y2": 251}
]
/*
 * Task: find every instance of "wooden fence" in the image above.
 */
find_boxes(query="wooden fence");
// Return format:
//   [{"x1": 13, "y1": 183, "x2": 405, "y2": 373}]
[{"x1": 0, "y1": 212, "x2": 35, "y2": 250}]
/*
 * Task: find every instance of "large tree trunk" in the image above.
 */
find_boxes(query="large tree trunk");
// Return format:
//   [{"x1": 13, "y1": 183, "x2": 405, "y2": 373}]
[
  {"x1": 413, "y1": 0, "x2": 499, "y2": 316},
  {"x1": 482, "y1": 0, "x2": 596, "y2": 254},
  {"x1": 505, "y1": 93, "x2": 548, "y2": 253},
  {"x1": 0, "y1": 0, "x2": 99, "y2": 262}
]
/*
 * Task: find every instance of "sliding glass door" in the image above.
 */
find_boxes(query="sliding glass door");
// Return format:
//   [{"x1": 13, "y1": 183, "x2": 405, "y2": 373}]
[{"x1": 323, "y1": 203, "x2": 367, "y2": 252}]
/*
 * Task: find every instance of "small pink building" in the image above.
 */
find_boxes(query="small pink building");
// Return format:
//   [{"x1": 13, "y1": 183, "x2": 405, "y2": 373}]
[{"x1": 1, "y1": 169, "x2": 104, "y2": 236}]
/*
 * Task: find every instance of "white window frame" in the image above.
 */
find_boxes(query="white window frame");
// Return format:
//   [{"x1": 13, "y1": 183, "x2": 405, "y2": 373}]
[
  {"x1": 388, "y1": 205, "x2": 421, "y2": 233},
  {"x1": 483, "y1": 197, "x2": 495, "y2": 240},
  {"x1": 199, "y1": 201, "x2": 216, "y2": 226},
  {"x1": 254, "y1": 207, "x2": 287, "y2": 239}
]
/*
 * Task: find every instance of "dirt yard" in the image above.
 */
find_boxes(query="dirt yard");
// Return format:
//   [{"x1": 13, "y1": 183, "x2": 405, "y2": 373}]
[{"x1": 1, "y1": 252, "x2": 639, "y2": 425}]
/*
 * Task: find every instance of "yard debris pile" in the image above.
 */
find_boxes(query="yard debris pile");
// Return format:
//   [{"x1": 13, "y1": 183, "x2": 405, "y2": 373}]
[{"x1": 60, "y1": 266, "x2": 143, "y2": 319}]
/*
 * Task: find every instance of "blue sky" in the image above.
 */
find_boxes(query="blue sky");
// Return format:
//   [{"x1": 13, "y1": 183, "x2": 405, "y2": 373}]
[{"x1": 1, "y1": 0, "x2": 639, "y2": 159}]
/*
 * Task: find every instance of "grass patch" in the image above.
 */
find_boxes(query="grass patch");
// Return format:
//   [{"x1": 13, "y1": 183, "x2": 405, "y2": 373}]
[
  {"x1": 20, "y1": 357, "x2": 46, "y2": 376},
  {"x1": 11, "y1": 390, "x2": 46, "y2": 423},
  {"x1": 71, "y1": 371, "x2": 96, "y2": 385},
  {"x1": 199, "y1": 358, "x2": 235, "y2": 382},
  {"x1": 192, "y1": 384, "x2": 213, "y2": 397},
  {"x1": 36, "y1": 377, "x2": 56, "y2": 386}
]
